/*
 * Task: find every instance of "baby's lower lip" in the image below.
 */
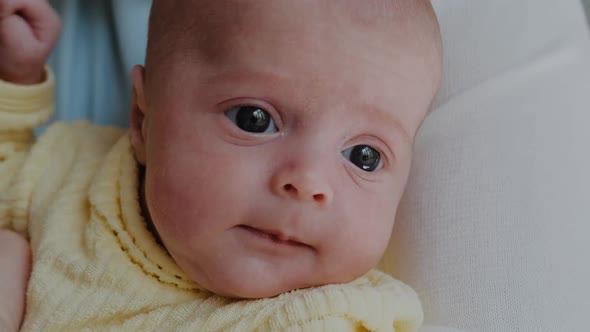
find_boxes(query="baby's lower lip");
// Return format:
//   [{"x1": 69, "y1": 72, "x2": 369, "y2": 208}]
[{"x1": 238, "y1": 225, "x2": 309, "y2": 248}]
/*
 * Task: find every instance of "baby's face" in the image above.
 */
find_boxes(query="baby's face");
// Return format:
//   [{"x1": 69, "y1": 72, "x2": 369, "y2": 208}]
[{"x1": 131, "y1": 1, "x2": 440, "y2": 298}]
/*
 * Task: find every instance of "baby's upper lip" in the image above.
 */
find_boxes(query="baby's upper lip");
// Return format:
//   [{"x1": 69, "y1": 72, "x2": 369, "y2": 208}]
[{"x1": 238, "y1": 225, "x2": 310, "y2": 247}]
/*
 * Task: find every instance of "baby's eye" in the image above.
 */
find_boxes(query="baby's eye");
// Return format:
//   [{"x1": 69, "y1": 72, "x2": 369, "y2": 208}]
[
  {"x1": 341, "y1": 145, "x2": 383, "y2": 172},
  {"x1": 225, "y1": 106, "x2": 277, "y2": 134}
]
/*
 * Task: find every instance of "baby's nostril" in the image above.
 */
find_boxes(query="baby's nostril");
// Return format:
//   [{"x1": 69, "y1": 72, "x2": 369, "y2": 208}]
[
  {"x1": 313, "y1": 193, "x2": 325, "y2": 203},
  {"x1": 283, "y1": 184, "x2": 296, "y2": 193}
]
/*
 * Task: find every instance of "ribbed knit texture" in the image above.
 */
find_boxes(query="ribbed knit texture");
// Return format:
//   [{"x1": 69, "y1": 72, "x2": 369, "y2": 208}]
[{"x1": 0, "y1": 71, "x2": 423, "y2": 331}]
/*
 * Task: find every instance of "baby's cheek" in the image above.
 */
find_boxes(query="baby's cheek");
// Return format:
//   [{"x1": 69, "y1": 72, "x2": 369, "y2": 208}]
[
  {"x1": 145, "y1": 169, "x2": 201, "y2": 240},
  {"x1": 319, "y1": 205, "x2": 394, "y2": 280}
]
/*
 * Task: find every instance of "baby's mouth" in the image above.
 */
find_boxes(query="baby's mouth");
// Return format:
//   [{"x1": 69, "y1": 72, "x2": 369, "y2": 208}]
[{"x1": 237, "y1": 225, "x2": 311, "y2": 248}]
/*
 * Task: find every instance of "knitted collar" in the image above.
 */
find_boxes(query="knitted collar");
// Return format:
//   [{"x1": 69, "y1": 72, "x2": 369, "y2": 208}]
[{"x1": 88, "y1": 134, "x2": 202, "y2": 291}]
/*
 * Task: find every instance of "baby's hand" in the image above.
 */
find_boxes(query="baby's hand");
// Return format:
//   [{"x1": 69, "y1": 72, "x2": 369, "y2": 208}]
[{"x1": 0, "y1": 0, "x2": 60, "y2": 85}]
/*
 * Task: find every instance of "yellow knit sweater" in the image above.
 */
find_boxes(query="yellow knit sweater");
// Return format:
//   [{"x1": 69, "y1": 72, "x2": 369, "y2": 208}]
[{"x1": 0, "y1": 71, "x2": 423, "y2": 332}]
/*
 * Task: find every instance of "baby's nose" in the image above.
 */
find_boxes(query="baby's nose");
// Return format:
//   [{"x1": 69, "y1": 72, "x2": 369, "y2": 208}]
[{"x1": 271, "y1": 164, "x2": 333, "y2": 207}]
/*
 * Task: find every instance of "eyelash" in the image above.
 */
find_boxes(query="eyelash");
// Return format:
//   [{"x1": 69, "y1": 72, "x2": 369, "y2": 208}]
[
  {"x1": 222, "y1": 98, "x2": 282, "y2": 124},
  {"x1": 225, "y1": 105, "x2": 279, "y2": 134},
  {"x1": 340, "y1": 138, "x2": 389, "y2": 174}
]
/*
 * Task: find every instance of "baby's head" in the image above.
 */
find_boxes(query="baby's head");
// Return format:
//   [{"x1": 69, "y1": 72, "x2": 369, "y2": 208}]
[{"x1": 129, "y1": 0, "x2": 441, "y2": 298}]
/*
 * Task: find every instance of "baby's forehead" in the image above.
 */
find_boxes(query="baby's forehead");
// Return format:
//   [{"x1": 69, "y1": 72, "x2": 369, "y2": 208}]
[
  {"x1": 145, "y1": 0, "x2": 440, "y2": 69},
  {"x1": 150, "y1": 0, "x2": 418, "y2": 27}
]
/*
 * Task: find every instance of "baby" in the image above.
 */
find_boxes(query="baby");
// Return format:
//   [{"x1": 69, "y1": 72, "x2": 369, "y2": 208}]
[{"x1": 0, "y1": 0, "x2": 442, "y2": 331}]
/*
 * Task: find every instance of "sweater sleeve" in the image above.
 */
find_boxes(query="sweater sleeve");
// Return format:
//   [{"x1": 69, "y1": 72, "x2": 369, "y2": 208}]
[{"x1": 0, "y1": 68, "x2": 54, "y2": 230}]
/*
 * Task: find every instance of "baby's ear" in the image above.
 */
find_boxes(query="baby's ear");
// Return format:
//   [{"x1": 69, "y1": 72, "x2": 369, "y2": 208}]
[{"x1": 130, "y1": 65, "x2": 147, "y2": 165}]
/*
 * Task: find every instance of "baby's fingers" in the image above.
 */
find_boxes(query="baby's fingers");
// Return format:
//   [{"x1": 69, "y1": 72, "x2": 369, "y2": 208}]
[
  {"x1": 0, "y1": 0, "x2": 59, "y2": 83},
  {"x1": 0, "y1": 0, "x2": 60, "y2": 44}
]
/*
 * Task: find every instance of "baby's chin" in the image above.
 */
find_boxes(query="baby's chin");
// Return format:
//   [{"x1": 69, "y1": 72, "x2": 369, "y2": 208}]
[
  {"x1": 189, "y1": 264, "x2": 318, "y2": 299},
  {"x1": 204, "y1": 279, "x2": 299, "y2": 299},
  {"x1": 182, "y1": 259, "x2": 376, "y2": 299}
]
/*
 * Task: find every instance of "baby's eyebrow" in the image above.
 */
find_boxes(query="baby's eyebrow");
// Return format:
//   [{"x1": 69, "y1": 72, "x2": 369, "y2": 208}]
[
  {"x1": 360, "y1": 104, "x2": 412, "y2": 144},
  {"x1": 203, "y1": 68, "x2": 289, "y2": 88}
]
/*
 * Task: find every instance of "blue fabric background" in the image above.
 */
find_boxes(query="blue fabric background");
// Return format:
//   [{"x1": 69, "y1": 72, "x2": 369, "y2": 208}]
[{"x1": 45, "y1": 0, "x2": 150, "y2": 130}]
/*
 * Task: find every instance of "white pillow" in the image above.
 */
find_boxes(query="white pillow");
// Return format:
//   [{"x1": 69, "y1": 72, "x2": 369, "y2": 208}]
[{"x1": 380, "y1": 0, "x2": 590, "y2": 331}]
